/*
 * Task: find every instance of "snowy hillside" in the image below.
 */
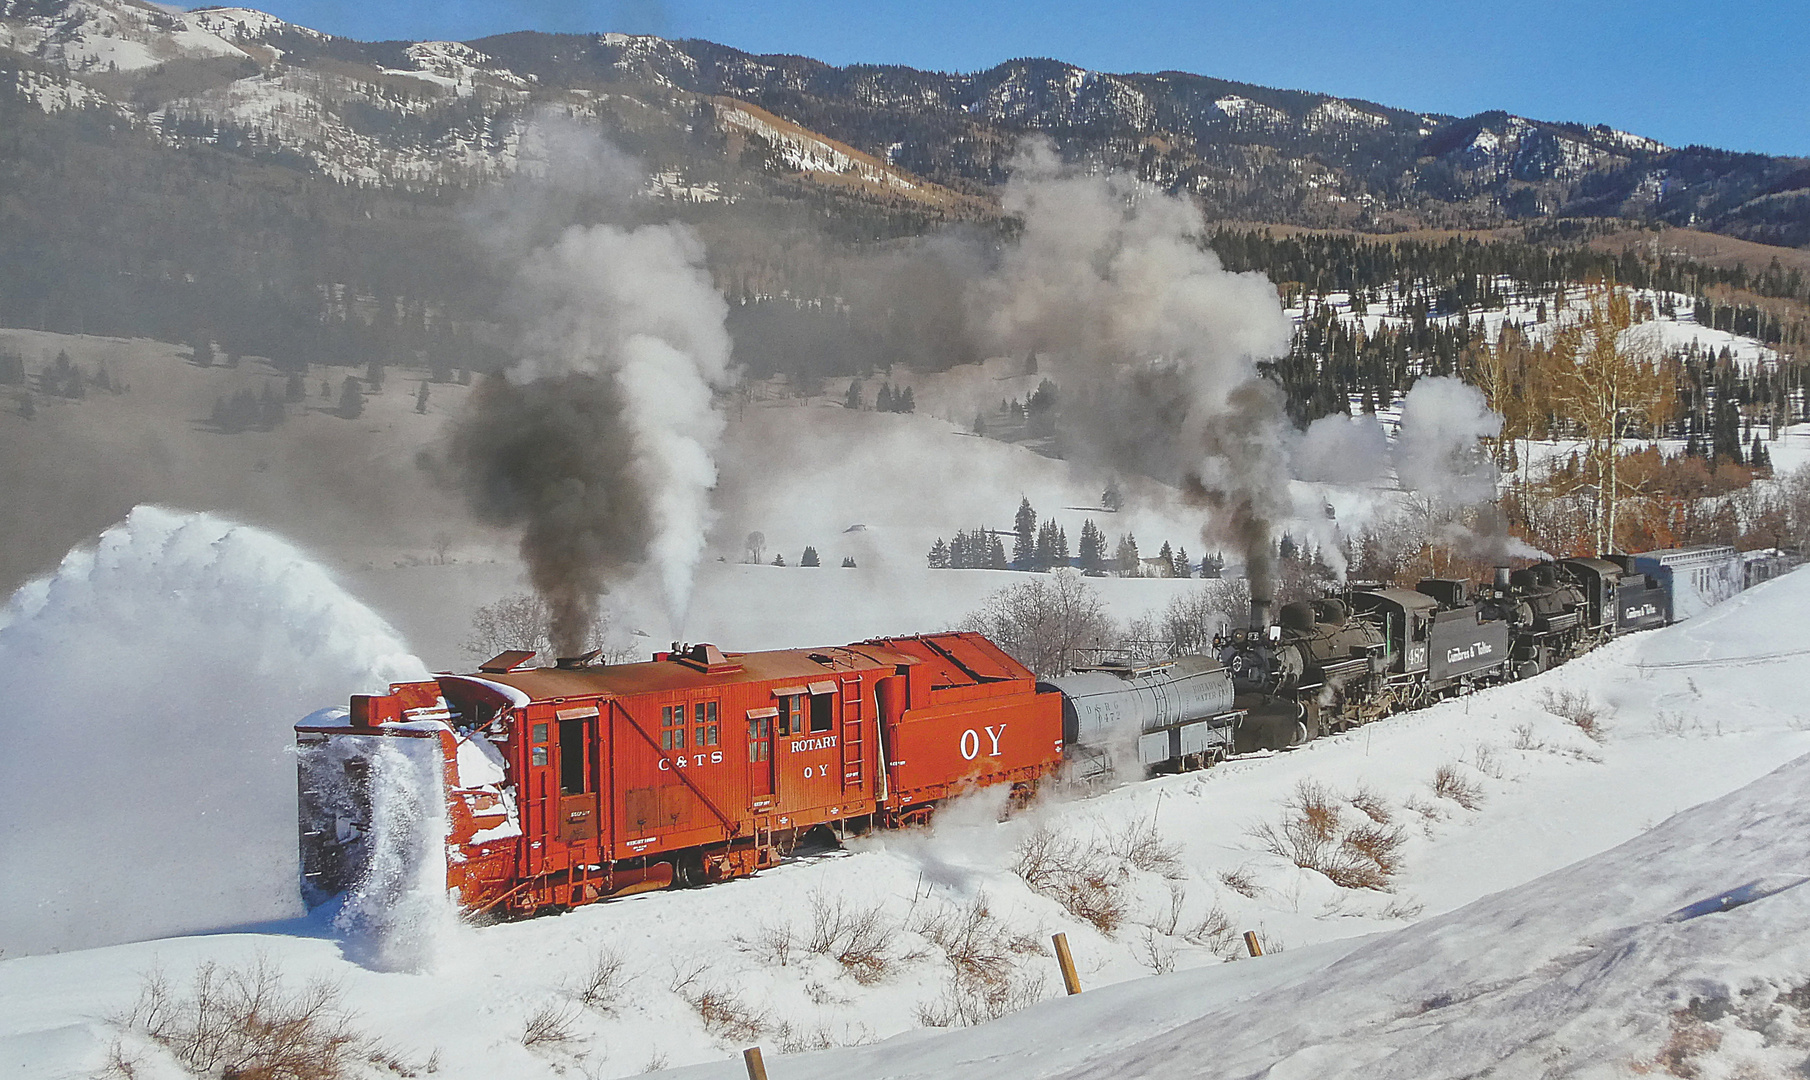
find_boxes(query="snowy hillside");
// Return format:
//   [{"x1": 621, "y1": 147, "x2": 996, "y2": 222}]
[{"x1": 0, "y1": 507, "x2": 1805, "y2": 1077}]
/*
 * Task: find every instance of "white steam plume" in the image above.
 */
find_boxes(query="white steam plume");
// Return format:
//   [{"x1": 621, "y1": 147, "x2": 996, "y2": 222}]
[
  {"x1": 1393, "y1": 376, "x2": 1549, "y2": 561},
  {"x1": 0, "y1": 506, "x2": 428, "y2": 958},
  {"x1": 974, "y1": 140, "x2": 1296, "y2": 600},
  {"x1": 1394, "y1": 376, "x2": 1504, "y2": 509}
]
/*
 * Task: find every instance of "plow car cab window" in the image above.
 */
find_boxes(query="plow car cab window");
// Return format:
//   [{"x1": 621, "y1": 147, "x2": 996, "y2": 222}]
[
  {"x1": 530, "y1": 722, "x2": 548, "y2": 766},
  {"x1": 777, "y1": 694, "x2": 801, "y2": 736},
  {"x1": 809, "y1": 691, "x2": 833, "y2": 733},
  {"x1": 661, "y1": 705, "x2": 686, "y2": 751}
]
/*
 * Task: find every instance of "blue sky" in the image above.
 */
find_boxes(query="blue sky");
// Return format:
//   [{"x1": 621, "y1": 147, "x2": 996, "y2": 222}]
[{"x1": 249, "y1": 1, "x2": 1808, "y2": 157}]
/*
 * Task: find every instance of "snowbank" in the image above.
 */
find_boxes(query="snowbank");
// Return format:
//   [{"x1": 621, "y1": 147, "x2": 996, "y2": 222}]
[{"x1": 0, "y1": 507, "x2": 427, "y2": 956}]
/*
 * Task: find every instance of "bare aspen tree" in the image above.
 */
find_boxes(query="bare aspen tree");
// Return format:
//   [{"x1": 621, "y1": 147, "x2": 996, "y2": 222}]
[{"x1": 1542, "y1": 285, "x2": 1674, "y2": 553}]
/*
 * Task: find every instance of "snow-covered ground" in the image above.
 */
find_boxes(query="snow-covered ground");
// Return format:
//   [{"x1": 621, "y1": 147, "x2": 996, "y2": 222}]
[{"x1": 2, "y1": 527, "x2": 1805, "y2": 1078}]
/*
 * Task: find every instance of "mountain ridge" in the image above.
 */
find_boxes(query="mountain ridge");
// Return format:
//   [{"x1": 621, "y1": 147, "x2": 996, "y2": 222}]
[{"x1": 1, "y1": 0, "x2": 1805, "y2": 247}]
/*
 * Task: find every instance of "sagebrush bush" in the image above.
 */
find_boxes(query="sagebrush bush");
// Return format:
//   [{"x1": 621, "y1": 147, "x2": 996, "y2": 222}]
[
  {"x1": 1541, "y1": 688, "x2": 1607, "y2": 743},
  {"x1": 115, "y1": 957, "x2": 401, "y2": 1080},
  {"x1": 1249, "y1": 779, "x2": 1407, "y2": 891},
  {"x1": 1431, "y1": 763, "x2": 1485, "y2": 810},
  {"x1": 1012, "y1": 821, "x2": 1128, "y2": 933}
]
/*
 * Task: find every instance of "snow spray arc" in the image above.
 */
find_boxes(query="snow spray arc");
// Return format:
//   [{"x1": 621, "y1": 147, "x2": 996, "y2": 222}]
[
  {"x1": 0, "y1": 506, "x2": 430, "y2": 958},
  {"x1": 307, "y1": 728, "x2": 457, "y2": 973},
  {"x1": 450, "y1": 221, "x2": 734, "y2": 652}
]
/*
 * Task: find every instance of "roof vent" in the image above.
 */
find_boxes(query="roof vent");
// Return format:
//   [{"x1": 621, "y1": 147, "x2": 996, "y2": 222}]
[
  {"x1": 670, "y1": 642, "x2": 744, "y2": 674},
  {"x1": 555, "y1": 650, "x2": 603, "y2": 670},
  {"x1": 478, "y1": 649, "x2": 536, "y2": 674}
]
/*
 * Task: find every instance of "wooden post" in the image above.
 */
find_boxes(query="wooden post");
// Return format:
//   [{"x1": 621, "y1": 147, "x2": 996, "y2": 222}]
[
  {"x1": 743, "y1": 1047, "x2": 768, "y2": 1080},
  {"x1": 1243, "y1": 930, "x2": 1263, "y2": 958},
  {"x1": 1052, "y1": 932, "x2": 1082, "y2": 995}
]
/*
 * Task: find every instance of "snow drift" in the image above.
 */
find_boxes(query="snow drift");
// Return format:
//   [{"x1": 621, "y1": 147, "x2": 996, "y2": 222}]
[{"x1": 0, "y1": 506, "x2": 427, "y2": 957}]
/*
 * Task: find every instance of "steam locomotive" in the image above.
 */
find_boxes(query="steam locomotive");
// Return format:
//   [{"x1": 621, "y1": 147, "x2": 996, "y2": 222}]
[
  {"x1": 1221, "y1": 553, "x2": 1672, "y2": 751},
  {"x1": 296, "y1": 555, "x2": 1670, "y2": 919}
]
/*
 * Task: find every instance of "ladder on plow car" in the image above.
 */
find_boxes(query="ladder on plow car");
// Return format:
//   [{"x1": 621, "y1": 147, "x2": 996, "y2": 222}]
[{"x1": 839, "y1": 674, "x2": 865, "y2": 790}]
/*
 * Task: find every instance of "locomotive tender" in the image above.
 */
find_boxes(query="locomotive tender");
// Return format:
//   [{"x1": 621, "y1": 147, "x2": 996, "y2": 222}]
[{"x1": 297, "y1": 555, "x2": 1673, "y2": 918}]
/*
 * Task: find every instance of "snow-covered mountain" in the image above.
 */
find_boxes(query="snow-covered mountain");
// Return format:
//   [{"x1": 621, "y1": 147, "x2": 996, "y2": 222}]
[{"x1": 2, "y1": 0, "x2": 1805, "y2": 241}]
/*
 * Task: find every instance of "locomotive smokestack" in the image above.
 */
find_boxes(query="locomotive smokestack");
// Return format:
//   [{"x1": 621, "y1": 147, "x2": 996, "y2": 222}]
[
  {"x1": 1494, "y1": 566, "x2": 1512, "y2": 591},
  {"x1": 1250, "y1": 598, "x2": 1271, "y2": 631}
]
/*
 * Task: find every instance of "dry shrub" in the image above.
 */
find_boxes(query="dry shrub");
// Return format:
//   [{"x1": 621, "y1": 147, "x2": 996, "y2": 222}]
[
  {"x1": 1249, "y1": 779, "x2": 1407, "y2": 891},
  {"x1": 1181, "y1": 901, "x2": 1236, "y2": 952},
  {"x1": 116, "y1": 958, "x2": 398, "y2": 1080},
  {"x1": 803, "y1": 892, "x2": 898, "y2": 985},
  {"x1": 911, "y1": 892, "x2": 1042, "y2": 985},
  {"x1": 1346, "y1": 784, "x2": 1392, "y2": 825},
  {"x1": 773, "y1": 1020, "x2": 838, "y2": 1054},
  {"x1": 1379, "y1": 895, "x2": 1425, "y2": 920},
  {"x1": 1468, "y1": 744, "x2": 1504, "y2": 779},
  {"x1": 1431, "y1": 764, "x2": 1484, "y2": 810},
  {"x1": 1541, "y1": 688, "x2": 1607, "y2": 743},
  {"x1": 1134, "y1": 927, "x2": 1176, "y2": 974},
  {"x1": 519, "y1": 1001, "x2": 580, "y2": 1050},
  {"x1": 740, "y1": 921, "x2": 794, "y2": 967},
  {"x1": 1012, "y1": 821, "x2": 1128, "y2": 933},
  {"x1": 1512, "y1": 723, "x2": 1544, "y2": 752},
  {"x1": 569, "y1": 947, "x2": 628, "y2": 1012},
  {"x1": 669, "y1": 962, "x2": 769, "y2": 1041},
  {"x1": 914, "y1": 967, "x2": 1048, "y2": 1028},
  {"x1": 1145, "y1": 882, "x2": 1186, "y2": 936},
  {"x1": 911, "y1": 892, "x2": 1047, "y2": 1026},
  {"x1": 1107, "y1": 815, "x2": 1185, "y2": 879},
  {"x1": 1217, "y1": 866, "x2": 1261, "y2": 898}
]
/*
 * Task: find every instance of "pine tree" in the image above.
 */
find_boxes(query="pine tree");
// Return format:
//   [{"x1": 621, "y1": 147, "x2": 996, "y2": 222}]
[
  {"x1": 841, "y1": 556, "x2": 857, "y2": 567},
  {"x1": 1157, "y1": 541, "x2": 1175, "y2": 577},
  {"x1": 950, "y1": 530, "x2": 970, "y2": 569},
  {"x1": 366, "y1": 358, "x2": 385, "y2": 391},
  {"x1": 898, "y1": 386, "x2": 915, "y2": 413},
  {"x1": 1033, "y1": 520, "x2": 1060, "y2": 571},
  {"x1": 1055, "y1": 526, "x2": 1070, "y2": 566},
  {"x1": 1079, "y1": 520, "x2": 1107, "y2": 575},
  {"x1": 988, "y1": 536, "x2": 1008, "y2": 569},
  {"x1": 193, "y1": 340, "x2": 214, "y2": 367},
  {"x1": 1202, "y1": 551, "x2": 1225, "y2": 579},
  {"x1": 1115, "y1": 534, "x2": 1140, "y2": 576},
  {"x1": 1101, "y1": 480, "x2": 1123, "y2": 512},
  {"x1": 285, "y1": 372, "x2": 305, "y2": 402},
  {"x1": 876, "y1": 383, "x2": 894, "y2": 412},
  {"x1": 928, "y1": 538, "x2": 950, "y2": 569},
  {"x1": 801, "y1": 546, "x2": 821, "y2": 567},
  {"x1": 1013, "y1": 498, "x2": 1037, "y2": 568},
  {"x1": 1175, "y1": 547, "x2": 1192, "y2": 579},
  {"x1": 844, "y1": 380, "x2": 863, "y2": 409},
  {"x1": 338, "y1": 375, "x2": 364, "y2": 419}
]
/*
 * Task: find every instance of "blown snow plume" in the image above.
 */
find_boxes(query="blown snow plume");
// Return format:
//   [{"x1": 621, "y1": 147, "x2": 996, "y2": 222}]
[
  {"x1": 973, "y1": 141, "x2": 1296, "y2": 601},
  {"x1": 0, "y1": 507, "x2": 429, "y2": 958},
  {"x1": 1394, "y1": 377, "x2": 1546, "y2": 561},
  {"x1": 453, "y1": 221, "x2": 733, "y2": 650}
]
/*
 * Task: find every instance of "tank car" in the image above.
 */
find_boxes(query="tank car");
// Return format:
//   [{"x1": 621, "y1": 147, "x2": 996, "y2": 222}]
[{"x1": 1039, "y1": 655, "x2": 1243, "y2": 784}]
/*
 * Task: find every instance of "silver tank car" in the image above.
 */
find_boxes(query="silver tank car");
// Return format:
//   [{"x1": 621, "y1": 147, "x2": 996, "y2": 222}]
[{"x1": 1039, "y1": 656, "x2": 1241, "y2": 782}]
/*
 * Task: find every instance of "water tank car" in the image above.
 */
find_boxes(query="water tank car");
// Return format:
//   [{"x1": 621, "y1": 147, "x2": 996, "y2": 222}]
[{"x1": 1039, "y1": 655, "x2": 1241, "y2": 782}]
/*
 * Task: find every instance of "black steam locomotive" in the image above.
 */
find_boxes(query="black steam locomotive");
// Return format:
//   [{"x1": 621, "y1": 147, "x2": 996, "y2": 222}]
[{"x1": 1217, "y1": 554, "x2": 1673, "y2": 752}]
